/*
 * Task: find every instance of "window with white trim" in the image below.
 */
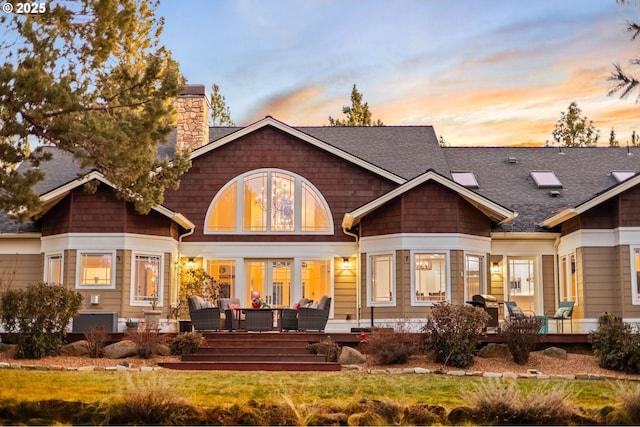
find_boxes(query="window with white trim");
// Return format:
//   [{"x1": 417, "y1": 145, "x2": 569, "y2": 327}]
[
  {"x1": 206, "y1": 169, "x2": 333, "y2": 233},
  {"x1": 131, "y1": 254, "x2": 162, "y2": 307},
  {"x1": 464, "y1": 254, "x2": 485, "y2": 299},
  {"x1": 369, "y1": 253, "x2": 395, "y2": 305},
  {"x1": 632, "y1": 247, "x2": 640, "y2": 305},
  {"x1": 559, "y1": 253, "x2": 578, "y2": 304},
  {"x1": 413, "y1": 253, "x2": 447, "y2": 304},
  {"x1": 45, "y1": 253, "x2": 63, "y2": 285},
  {"x1": 76, "y1": 251, "x2": 115, "y2": 289}
]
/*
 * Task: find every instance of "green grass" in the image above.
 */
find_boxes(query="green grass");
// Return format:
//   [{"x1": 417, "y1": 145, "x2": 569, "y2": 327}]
[{"x1": 0, "y1": 370, "x2": 627, "y2": 410}]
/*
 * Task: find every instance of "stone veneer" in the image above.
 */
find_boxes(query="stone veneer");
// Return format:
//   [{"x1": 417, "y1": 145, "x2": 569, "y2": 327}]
[{"x1": 176, "y1": 85, "x2": 210, "y2": 151}]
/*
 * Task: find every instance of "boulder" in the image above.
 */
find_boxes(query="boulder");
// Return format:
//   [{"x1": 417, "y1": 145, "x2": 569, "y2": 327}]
[
  {"x1": 477, "y1": 343, "x2": 510, "y2": 358},
  {"x1": 542, "y1": 346, "x2": 568, "y2": 360},
  {"x1": 338, "y1": 346, "x2": 367, "y2": 365},
  {"x1": 0, "y1": 343, "x2": 16, "y2": 357},
  {"x1": 156, "y1": 344, "x2": 171, "y2": 356},
  {"x1": 60, "y1": 340, "x2": 90, "y2": 357},
  {"x1": 104, "y1": 340, "x2": 137, "y2": 359}
]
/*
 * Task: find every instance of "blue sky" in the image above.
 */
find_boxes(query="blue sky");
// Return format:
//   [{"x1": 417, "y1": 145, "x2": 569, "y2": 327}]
[{"x1": 157, "y1": 0, "x2": 640, "y2": 146}]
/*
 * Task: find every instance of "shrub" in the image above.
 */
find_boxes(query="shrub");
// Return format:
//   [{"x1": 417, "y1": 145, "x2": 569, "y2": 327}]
[
  {"x1": 463, "y1": 380, "x2": 579, "y2": 425},
  {"x1": 364, "y1": 327, "x2": 417, "y2": 365},
  {"x1": 307, "y1": 337, "x2": 341, "y2": 362},
  {"x1": 124, "y1": 330, "x2": 165, "y2": 359},
  {"x1": 0, "y1": 283, "x2": 83, "y2": 359},
  {"x1": 84, "y1": 325, "x2": 109, "y2": 358},
  {"x1": 606, "y1": 382, "x2": 640, "y2": 425},
  {"x1": 169, "y1": 331, "x2": 205, "y2": 355},
  {"x1": 421, "y1": 302, "x2": 489, "y2": 368},
  {"x1": 589, "y1": 312, "x2": 640, "y2": 374},
  {"x1": 498, "y1": 315, "x2": 542, "y2": 364}
]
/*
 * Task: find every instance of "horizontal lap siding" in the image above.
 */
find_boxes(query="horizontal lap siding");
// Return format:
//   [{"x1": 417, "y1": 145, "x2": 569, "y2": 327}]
[
  {"x1": 0, "y1": 254, "x2": 41, "y2": 289},
  {"x1": 621, "y1": 186, "x2": 640, "y2": 226},
  {"x1": 333, "y1": 256, "x2": 356, "y2": 320},
  {"x1": 581, "y1": 247, "x2": 619, "y2": 318},
  {"x1": 542, "y1": 255, "x2": 555, "y2": 314},
  {"x1": 164, "y1": 127, "x2": 397, "y2": 243}
]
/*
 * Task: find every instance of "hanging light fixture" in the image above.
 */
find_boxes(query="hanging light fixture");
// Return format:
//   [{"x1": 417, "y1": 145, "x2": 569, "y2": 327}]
[{"x1": 342, "y1": 257, "x2": 350, "y2": 269}]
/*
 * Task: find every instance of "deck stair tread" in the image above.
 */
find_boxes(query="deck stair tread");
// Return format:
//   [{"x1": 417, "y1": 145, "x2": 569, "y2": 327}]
[{"x1": 159, "y1": 361, "x2": 341, "y2": 371}]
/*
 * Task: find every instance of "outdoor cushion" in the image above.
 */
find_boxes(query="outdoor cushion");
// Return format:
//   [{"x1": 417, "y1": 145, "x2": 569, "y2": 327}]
[{"x1": 554, "y1": 307, "x2": 571, "y2": 318}]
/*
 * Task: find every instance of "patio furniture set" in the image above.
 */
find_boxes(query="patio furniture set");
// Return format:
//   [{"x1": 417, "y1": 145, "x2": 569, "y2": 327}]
[{"x1": 187, "y1": 295, "x2": 332, "y2": 332}]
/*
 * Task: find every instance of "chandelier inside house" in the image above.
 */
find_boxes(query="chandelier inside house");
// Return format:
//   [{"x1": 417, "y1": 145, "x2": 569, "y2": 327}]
[
  {"x1": 415, "y1": 259, "x2": 432, "y2": 271},
  {"x1": 255, "y1": 174, "x2": 294, "y2": 230}
]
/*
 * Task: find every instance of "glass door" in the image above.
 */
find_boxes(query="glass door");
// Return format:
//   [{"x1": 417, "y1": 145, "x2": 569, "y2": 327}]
[
  {"x1": 507, "y1": 256, "x2": 537, "y2": 313},
  {"x1": 246, "y1": 259, "x2": 292, "y2": 307}
]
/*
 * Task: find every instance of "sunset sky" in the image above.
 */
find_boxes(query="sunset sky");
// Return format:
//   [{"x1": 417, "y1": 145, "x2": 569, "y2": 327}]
[{"x1": 158, "y1": 0, "x2": 640, "y2": 146}]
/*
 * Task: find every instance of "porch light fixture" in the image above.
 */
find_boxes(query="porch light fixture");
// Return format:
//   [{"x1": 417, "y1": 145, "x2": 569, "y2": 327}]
[
  {"x1": 342, "y1": 257, "x2": 350, "y2": 269},
  {"x1": 186, "y1": 257, "x2": 196, "y2": 269},
  {"x1": 491, "y1": 262, "x2": 500, "y2": 273}
]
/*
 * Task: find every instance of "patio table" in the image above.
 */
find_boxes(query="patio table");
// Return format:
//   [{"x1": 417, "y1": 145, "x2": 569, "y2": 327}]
[{"x1": 244, "y1": 308, "x2": 283, "y2": 331}]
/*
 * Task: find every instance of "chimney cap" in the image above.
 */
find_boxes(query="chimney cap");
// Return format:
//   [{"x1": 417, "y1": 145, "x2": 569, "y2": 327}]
[{"x1": 180, "y1": 84, "x2": 207, "y2": 96}]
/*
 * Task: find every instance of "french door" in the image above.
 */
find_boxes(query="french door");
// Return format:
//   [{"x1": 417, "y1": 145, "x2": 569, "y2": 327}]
[{"x1": 246, "y1": 259, "x2": 292, "y2": 307}]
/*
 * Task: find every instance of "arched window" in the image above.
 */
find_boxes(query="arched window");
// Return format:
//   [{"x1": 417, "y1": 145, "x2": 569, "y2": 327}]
[{"x1": 206, "y1": 169, "x2": 333, "y2": 234}]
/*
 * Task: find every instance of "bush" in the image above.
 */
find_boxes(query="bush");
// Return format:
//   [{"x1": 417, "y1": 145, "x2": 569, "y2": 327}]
[
  {"x1": 0, "y1": 283, "x2": 83, "y2": 359},
  {"x1": 421, "y1": 302, "x2": 489, "y2": 368},
  {"x1": 169, "y1": 331, "x2": 204, "y2": 355},
  {"x1": 124, "y1": 330, "x2": 166, "y2": 359},
  {"x1": 589, "y1": 312, "x2": 640, "y2": 374},
  {"x1": 498, "y1": 315, "x2": 542, "y2": 364},
  {"x1": 84, "y1": 325, "x2": 109, "y2": 358},
  {"x1": 307, "y1": 337, "x2": 341, "y2": 362},
  {"x1": 364, "y1": 326, "x2": 417, "y2": 365}
]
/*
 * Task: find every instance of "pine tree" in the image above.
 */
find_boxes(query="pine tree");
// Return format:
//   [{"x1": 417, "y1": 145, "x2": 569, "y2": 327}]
[
  {"x1": 0, "y1": 0, "x2": 189, "y2": 222},
  {"x1": 609, "y1": 128, "x2": 619, "y2": 146},
  {"x1": 210, "y1": 83, "x2": 234, "y2": 126},
  {"x1": 328, "y1": 84, "x2": 384, "y2": 126}
]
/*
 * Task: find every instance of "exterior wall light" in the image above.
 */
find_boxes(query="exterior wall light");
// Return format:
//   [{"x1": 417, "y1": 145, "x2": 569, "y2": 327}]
[
  {"x1": 491, "y1": 262, "x2": 500, "y2": 274},
  {"x1": 342, "y1": 257, "x2": 350, "y2": 269}
]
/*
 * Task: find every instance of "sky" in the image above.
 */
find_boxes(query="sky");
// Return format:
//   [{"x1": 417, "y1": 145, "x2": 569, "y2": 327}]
[{"x1": 157, "y1": 0, "x2": 640, "y2": 146}]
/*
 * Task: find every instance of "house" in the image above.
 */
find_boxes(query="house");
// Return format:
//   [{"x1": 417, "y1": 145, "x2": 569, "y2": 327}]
[{"x1": 1, "y1": 84, "x2": 639, "y2": 333}]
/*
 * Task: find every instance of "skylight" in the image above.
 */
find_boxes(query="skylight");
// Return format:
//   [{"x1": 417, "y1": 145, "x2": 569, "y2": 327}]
[
  {"x1": 530, "y1": 171, "x2": 562, "y2": 188},
  {"x1": 611, "y1": 170, "x2": 635, "y2": 183},
  {"x1": 451, "y1": 172, "x2": 479, "y2": 188}
]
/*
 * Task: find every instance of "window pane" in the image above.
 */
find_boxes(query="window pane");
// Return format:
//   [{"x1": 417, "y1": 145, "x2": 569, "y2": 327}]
[
  {"x1": 80, "y1": 253, "x2": 112, "y2": 286},
  {"x1": 206, "y1": 260, "x2": 235, "y2": 300},
  {"x1": 302, "y1": 260, "x2": 330, "y2": 301},
  {"x1": 208, "y1": 183, "x2": 236, "y2": 231},
  {"x1": 301, "y1": 182, "x2": 331, "y2": 231},
  {"x1": 635, "y1": 249, "x2": 640, "y2": 302},
  {"x1": 372, "y1": 255, "x2": 393, "y2": 302},
  {"x1": 465, "y1": 254, "x2": 483, "y2": 297},
  {"x1": 415, "y1": 253, "x2": 446, "y2": 301},
  {"x1": 134, "y1": 255, "x2": 160, "y2": 304},
  {"x1": 46, "y1": 255, "x2": 63, "y2": 285},
  {"x1": 271, "y1": 172, "x2": 295, "y2": 231},
  {"x1": 244, "y1": 172, "x2": 267, "y2": 231}
]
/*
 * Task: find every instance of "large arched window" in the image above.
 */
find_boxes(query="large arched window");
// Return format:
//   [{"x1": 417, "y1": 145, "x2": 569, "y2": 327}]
[{"x1": 206, "y1": 169, "x2": 333, "y2": 234}]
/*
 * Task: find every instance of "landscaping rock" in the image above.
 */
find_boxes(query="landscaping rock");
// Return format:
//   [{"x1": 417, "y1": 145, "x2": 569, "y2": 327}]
[
  {"x1": 60, "y1": 340, "x2": 90, "y2": 357},
  {"x1": 338, "y1": 346, "x2": 367, "y2": 365},
  {"x1": 542, "y1": 346, "x2": 568, "y2": 360},
  {"x1": 104, "y1": 340, "x2": 137, "y2": 359},
  {"x1": 477, "y1": 343, "x2": 510, "y2": 358},
  {"x1": 0, "y1": 343, "x2": 16, "y2": 357},
  {"x1": 156, "y1": 344, "x2": 171, "y2": 356}
]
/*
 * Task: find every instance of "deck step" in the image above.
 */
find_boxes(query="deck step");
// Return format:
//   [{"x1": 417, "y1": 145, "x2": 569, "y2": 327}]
[
  {"x1": 159, "y1": 361, "x2": 341, "y2": 371},
  {"x1": 204, "y1": 340, "x2": 312, "y2": 349},
  {"x1": 181, "y1": 353, "x2": 327, "y2": 362},
  {"x1": 196, "y1": 346, "x2": 311, "y2": 355}
]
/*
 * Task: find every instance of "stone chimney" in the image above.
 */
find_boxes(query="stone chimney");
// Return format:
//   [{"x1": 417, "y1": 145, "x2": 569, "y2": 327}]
[{"x1": 176, "y1": 84, "x2": 210, "y2": 151}]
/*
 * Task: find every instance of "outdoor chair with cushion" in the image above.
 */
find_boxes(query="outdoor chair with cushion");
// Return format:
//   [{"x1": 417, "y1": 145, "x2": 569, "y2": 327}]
[
  {"x1": 280, "y1": 297, "x2": 313, "y2": 331},
  {"x1": 549, "y1": 301, "x2": 575, "y2": 333},
  {"x1": 297, "y1": 296, "x2": 331, "y2": 332},
  {"x1": 187, "y1": 295, "x2": 222, "y2": 331},
  {"x1": 504, "y1": 300, "x2": 548, "y2": 333},
  {"x1": 219, "y1": 297, "x2": 245, "y2": 330}
]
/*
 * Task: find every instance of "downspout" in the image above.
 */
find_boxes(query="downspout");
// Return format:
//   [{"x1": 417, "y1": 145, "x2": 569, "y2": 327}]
[
  {"x1": 553, "y1": 235, "x2": 561, "y2": 312},
  {"x1": 343, "y1": 227, "x2": 361, "y2": 328},
  {"x1": 176, "y1": 226, "x2": 195, "y2": 308}
]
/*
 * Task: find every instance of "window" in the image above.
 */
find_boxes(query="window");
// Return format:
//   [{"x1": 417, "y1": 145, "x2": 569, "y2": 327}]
[
  {"x1": 132, "y1": 254, "x2": 162, "y2": 306},
  {"x1": 559, "y1": 253, "x2": 578, "y2": 304},
  {"x1": 530, "y1": 171, "x2": 562, "y2": 188},
  {"x1": 632, "y1": 247, "x2": 640, "y2": 305},
  {"x1": 369, "y1": 254, "x2": 394, "y2": 305},
  {"x1": 413, "y1": 253, "x2": 446, "y2": 303},
  {"x1": 207, "y1": 169, "x2": 333, "y2": 233},
  {"x1": 45, "y1": 253, "x2": 63, "y2": 285},
  {"x1": 77, "y1": 251, "x2": 115, "y2": 289},
  {"x1": 612, "y1": 170, "x2": 635, "y2": 183},
  {"x1": 465, "y1": 254, "x2": 484, "y2": 299},
  {"x1": 301, "y1": 260, "x2": 331, "y2": 300},
  {"x1": 451, "y1": 172, "x2": 479, "y2": 188},
  {"x1": 206, "y1": 260, "x2": 236, "y2": 299}
]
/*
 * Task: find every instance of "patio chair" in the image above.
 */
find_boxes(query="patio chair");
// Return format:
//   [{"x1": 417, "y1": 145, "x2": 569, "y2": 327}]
[
  {"x1": 219, "y1": 297, "x2": 245, "y2": 330},
  {"x1": 297, "y1": 296, "x2": 331, "y2": 332},
  {"x1": 187, "y1": 295, "x2": 222, "y2": 331},
  {"x1": 549, "y1": 301, "x2": 575, "y2": 333},
  {"x1": 504, "y1": 300, "x2": 548, "y2": 333}
]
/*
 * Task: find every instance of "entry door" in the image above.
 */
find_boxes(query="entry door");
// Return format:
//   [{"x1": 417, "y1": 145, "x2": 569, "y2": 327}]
[
  {"x1": 507, "y1": 257, "x2": 538, "y2": 313},
  {"x1": 246, "y1": 259, "x2": 292, "y2": 307}
]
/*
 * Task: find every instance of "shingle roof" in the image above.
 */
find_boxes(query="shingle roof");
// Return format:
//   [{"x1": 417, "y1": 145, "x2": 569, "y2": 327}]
[{"x1": 442, "y1": 146, "x2": 640, "y2": 232}]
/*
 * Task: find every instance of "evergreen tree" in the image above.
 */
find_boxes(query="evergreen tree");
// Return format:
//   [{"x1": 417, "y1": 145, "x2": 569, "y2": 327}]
[
  {"x1": 328, "y1": 84, "x2": 384, "y2": 126},
  {"x1": 609, "y1": 128, "x2": 619, "y2": 146},
  {"x1": 609, "y1": 1, "x2": 640, "y2": 100},
  {"x1": 0, "y1": 0, "x2": 189, "y2": 222},
  {"x1": 210, "y1": 83, "x2": 234, "y2": 126},
  {"x1": 632, "y1": 130, "x2": 639, "y2": 146},
  {"x1": 552, "y1": 102, "x2": 600, "y2": 147}
]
